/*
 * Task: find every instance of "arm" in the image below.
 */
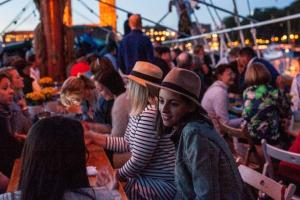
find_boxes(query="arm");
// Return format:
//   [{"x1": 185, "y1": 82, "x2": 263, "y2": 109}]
[
  {"x1": 290, "y1": 76, "x2": 299, "y2": 112},
  {"x1": 86, "y1": 122, "x2": 111, "y2": 134},
  {"x1": 117, "y1": 42, "x2": 126, "y2": 74},
  {"x1": 118, "y1": 112, "x2": 159, "y2": 178},
  {"x1": 85, "y1": 130, "x2": 129, "y2": 152},
  {"x1": 184, "y1": 129, "x2": 217, "y2": 200}
]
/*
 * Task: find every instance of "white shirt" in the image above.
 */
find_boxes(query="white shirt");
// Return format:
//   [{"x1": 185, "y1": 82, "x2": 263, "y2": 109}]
[{"x1": 201, "y1": 80, "x2": 229, "y2": 124}]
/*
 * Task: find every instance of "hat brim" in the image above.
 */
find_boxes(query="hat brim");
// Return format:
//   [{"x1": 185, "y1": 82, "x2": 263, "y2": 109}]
[
  {"x1": 146, "y1": 82, "x2": 201, "y2": 106},
  {"x1": 127, "y1": 74, "x2": 147, "y2": 87}
]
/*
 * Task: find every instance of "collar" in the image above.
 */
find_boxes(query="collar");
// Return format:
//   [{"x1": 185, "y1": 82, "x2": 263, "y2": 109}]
[{"x1": 247, "y1": 56, "x2": 257, "y2": 69}]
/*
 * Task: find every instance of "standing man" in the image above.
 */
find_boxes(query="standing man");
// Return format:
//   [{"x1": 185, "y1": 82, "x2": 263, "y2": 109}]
[
  {"x1": 238, "y1": 47, "x2": 279, "y2": 87},
  {"x1": 117, "y1": 14, "x2": 154, "y2": 75}
]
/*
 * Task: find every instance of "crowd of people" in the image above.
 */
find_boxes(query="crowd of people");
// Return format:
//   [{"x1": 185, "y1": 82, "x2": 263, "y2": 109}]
[{"x1": 0, "y1": 13, "x2": 299, "y2": 200}]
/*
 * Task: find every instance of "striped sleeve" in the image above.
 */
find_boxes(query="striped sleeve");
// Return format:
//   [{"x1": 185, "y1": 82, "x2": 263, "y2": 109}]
[
  {"x1": 118, "y1": 108, "x2": 159, "y2": 178},
  {"x1": 106, "y1": 136, "x2": 130, "y2": 153}
]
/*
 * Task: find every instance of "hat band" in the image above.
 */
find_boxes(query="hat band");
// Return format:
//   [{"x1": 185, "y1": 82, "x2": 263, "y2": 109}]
[
  {"x1": 131, "y1": 70, "x2": 161, "y2": 84},
  {"x1": 161, "y1": 82, "x2": 199, "y2": 101}
]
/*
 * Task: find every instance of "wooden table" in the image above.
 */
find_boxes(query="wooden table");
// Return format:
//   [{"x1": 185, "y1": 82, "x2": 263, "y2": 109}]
[{"x1": 7, "y1": 144, "x2": 127, "y2": 200}]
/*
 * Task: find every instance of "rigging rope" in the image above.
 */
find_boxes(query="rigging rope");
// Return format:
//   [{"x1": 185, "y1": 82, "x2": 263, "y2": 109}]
[
  {"x1": 0, "y1": 0, "x2": 13, "y2": 6},
  {"x1": 208, "y1": 0, "x2": 232, "y2": 44},
  {"x1": 13, "y1": 10, "x2": 36, "y2": 31},
  {"x1": 162, "y1": 12, "x2": 300, "y2": 44},
  {"x1": 77, "y1": 0, "x2": 122, "y2": 35},
  {"x1": 73, "y1": 8, "x2": 95, "y2": 24},
  {"x1": 194, "y1": 0, "x2": 256, "y2": 22},
  {"x1": 203, "y1": 0, "x2": 227, "y2": 63},
  {"x1": 0, "y1": 1, "x2": 32, "y2": 35}
]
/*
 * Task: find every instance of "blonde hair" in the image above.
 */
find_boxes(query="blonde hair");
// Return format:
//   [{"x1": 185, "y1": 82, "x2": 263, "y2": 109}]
[
  {"x1": 244, "y1": 63, "x2": 271, "y2": 86},
  {"x1": 60, "y1": 75, "x2": 96, "y2": 107},
  {"x1": 128, "y1": 79, "x2": 153, "y2": 116}
]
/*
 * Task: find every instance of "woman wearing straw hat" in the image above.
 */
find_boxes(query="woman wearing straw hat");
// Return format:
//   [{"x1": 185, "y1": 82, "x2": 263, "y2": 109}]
[
  {"x1": 85, "y1": 61, "x2": 176, "y2": 200},
  {"x1": 152, "y1": 68, "x2": 247, "y2": 199}
]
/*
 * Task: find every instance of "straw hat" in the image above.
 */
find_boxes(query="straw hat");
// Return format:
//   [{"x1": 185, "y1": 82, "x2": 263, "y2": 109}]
[
  {"x1": 127, "y1": 61, "x2": 163, "y2": 87},
  {"x1": 147, "y1": 68, "x2": 201, "y2": 106}
]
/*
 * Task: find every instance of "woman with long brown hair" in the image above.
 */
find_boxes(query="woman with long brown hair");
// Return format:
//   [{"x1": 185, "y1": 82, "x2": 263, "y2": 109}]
[{"x1": 0, "y1": 116, "x2": 120, "y2": 200}]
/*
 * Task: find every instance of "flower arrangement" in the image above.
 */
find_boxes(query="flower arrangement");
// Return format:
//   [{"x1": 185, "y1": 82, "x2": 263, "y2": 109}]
[
  {"x1": 26, "y1": 87, "x2": 58, "y2": 106},
  {"x1": 38, "y1": 77, "x2": 53, "y2": 87},
  {"x1": 26, "y1": 91, "x2": 46, "y2": 105},
  {"x1": 40, "y1": 87, "x2": 58, "y2": 99}
]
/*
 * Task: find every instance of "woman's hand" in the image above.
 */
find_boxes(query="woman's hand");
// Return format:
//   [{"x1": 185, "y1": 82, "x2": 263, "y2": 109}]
[
  {"x1": 96, "y1": 168, "x2": 119, "y2": 190},
  {"x1": 18, "y1": 98, "x2": 27, "y2": 110},
  {"x1": 84, "y1": 129, "x2": 107, "y2": 147}
]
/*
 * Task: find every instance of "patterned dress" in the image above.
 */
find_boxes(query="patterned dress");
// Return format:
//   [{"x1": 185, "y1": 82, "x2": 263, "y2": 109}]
[
  {"x1": 106, "y1": 104, "x2": 176, "y2": 200},
  {"x1": 242, "y1": 84, "x2": 291, "y2": 144}
]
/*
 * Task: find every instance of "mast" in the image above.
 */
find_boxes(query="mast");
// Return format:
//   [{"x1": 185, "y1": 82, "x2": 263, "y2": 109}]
[{"x1": 99, "y1": 0, "x2": 116, "y2": 31}]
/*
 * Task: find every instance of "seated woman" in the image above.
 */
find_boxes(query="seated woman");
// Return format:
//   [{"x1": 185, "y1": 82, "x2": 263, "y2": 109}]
[
  {"x1": 242, "y1": 63, "x2": 292, "y2": 145},
  {"x1": 154, "y1": 68, "x2": 248, "y2": 199},
  {"x1": 0, "y1": 73, "x2": 25, "y2": 177},
  {"x1": 93, "y1": 57, "x2": 126, "y2": 125},
  {"x1": 0, "y1": 67, "x2": 32, "y2": 134},
  {"x1": 60, "y1": 74, "x2": 97, "y2": 121},
  {"x1": 0, "y1": 116, "x2": 120, "y2": 200},
  {"x1": 85, "y1": 61, "x2": 176, "y2": 199}
]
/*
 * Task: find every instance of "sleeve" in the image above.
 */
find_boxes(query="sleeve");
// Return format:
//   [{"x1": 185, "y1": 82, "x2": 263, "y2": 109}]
[
  {"x1": 106, "y1": 136, "x2": 130, "y2": 153},
  {"x1": 241, "y1": 89, "x2": 251, "y2": 122},
  {"x1": 184, "y1": 129, "x2": 216, "y2": 200},
  {"x1": 278, "y1": 89, "x2": 292, "y2": 119},
  {"x1": 290, "y1": 76, "x2": 299, "y2": 112},
  {"x1": 118, "y1": 111, "x2": 159, "y2": 178},
  {"x1": 213, "y1": 90, "x2": 229, "y2": 124}
]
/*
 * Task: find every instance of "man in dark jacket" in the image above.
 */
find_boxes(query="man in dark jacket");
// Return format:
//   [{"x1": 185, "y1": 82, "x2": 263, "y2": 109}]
[{"x1": 117, "y1": 14, "x2": 154, "y2": 74}]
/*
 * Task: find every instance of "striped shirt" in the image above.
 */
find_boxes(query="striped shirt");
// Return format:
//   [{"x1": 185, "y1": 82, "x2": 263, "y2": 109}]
[{"x1": 106, "y1": 105, "x2": 176, "y2": 199}]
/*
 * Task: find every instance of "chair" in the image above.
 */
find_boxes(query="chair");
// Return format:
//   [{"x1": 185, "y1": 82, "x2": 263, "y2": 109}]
[
  {"x1": 261, "y1": 139, "x2": 300, "y2": 179},
  {"x1": 219, "y1": 122, "x2": 262, "y2": 168},
  {"x1": 261, "y1": 139, "x2": 300, "y2": 200},
  {"x1": 238, "y1": 165, "x2": 296, "y2": 200}
]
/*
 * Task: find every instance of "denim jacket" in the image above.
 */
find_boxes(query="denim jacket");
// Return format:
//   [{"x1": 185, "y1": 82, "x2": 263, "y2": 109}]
[{"x1": 175, "y1": 121, "x2": 246, "y2": 200}]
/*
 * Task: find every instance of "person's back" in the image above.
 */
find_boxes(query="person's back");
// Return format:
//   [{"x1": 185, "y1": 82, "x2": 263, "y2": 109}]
[
  {"x1": 242, "y1": 84, "x2": 291, "y2": 144},
  {"x1": 117, "y1": 14, "x2": 154, "y2": 74},
  {"x1": 118, "y1": 30, "x2": 153, "y2": 74}
]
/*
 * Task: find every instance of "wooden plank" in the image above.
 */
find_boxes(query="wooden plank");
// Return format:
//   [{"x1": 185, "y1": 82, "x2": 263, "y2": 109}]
[
  {"x1": 6, "y1": 144, "x2": 127, "y2": 200},
  {"x1": 86, "y1": 144, "x2": 127, "y2": 200}
]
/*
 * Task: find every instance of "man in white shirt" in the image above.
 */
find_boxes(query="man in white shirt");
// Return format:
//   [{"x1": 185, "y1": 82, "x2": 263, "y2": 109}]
[{"x1": 201, "y1": 64, "x2": 241, "y2": 128}]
